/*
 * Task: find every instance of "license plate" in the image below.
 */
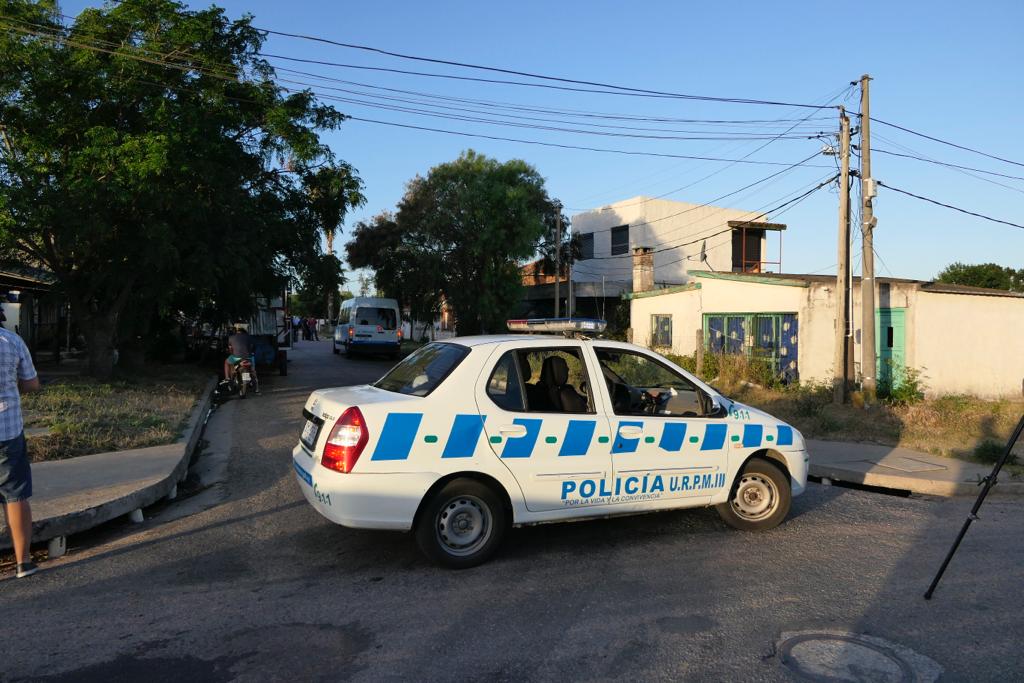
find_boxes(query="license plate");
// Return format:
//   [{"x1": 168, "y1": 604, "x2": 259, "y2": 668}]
[
  {"x1": 301, "y1": 419, "x2": 318, "y2": 446},
  {"x1": 242, "y1": 372, "x2": 251, "y2": 382}
]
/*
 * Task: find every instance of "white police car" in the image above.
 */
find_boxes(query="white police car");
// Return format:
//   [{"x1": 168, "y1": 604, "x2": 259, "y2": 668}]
[{"x1": 293, "y1": 318, "x2": 808, "y2": 568}]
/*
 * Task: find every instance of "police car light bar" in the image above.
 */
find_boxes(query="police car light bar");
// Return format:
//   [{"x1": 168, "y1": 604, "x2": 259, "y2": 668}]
[{"x1": 506, "y1": 318, "x2": 607, "y2": 334}]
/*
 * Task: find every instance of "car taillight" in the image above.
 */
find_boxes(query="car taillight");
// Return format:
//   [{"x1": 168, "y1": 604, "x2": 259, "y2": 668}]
[
  {"x1": 347, "y1": 326, "x2": 354, "y2": 338},
  {"x1": 397, "y1": 328, "x2": 403, "y2": 341},
  {"x1": 321, "y1": 407, "x2": 368, "y2": 474},
  {"x1": 376, "y1": 325, "x2": 383, "y2": 333}
]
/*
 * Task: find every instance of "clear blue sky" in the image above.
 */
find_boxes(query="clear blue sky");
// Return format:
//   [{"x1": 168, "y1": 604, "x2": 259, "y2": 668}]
[{"x1": 64, "y1": 0, "x2": 1024, "y2": 282}]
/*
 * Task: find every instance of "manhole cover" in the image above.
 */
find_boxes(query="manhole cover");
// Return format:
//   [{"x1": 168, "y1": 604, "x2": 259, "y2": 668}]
[{"x1": 777, "y1": 630, "x2": 942, "y2": 682}]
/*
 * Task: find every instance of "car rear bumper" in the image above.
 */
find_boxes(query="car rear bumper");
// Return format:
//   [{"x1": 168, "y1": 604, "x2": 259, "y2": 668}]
[{"x1": 292, "y1": 444, "x2": 435, "y2": 531}]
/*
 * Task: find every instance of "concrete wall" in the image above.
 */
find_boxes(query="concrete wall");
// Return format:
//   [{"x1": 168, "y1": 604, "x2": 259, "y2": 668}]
[
  {"x1": 912, "y1": 291, "x2": 1024, "y2": 398},
  {"x1": 571, "y1": 196, "x2": 765, "y2": 287},
  {"x1": 629, "y1": 274, "x2": 1024, "y2": 398}
]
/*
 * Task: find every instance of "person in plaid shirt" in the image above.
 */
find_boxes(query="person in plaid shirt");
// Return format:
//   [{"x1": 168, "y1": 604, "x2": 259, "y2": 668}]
[{"x1": 0, "y1": 305, "x2": 41, "y2": 578}]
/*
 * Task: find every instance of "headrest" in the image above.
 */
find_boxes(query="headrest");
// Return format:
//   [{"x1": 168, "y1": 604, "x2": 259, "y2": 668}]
[{"x1": 541, "y1": 355, "x2": 569, "y2": 386}]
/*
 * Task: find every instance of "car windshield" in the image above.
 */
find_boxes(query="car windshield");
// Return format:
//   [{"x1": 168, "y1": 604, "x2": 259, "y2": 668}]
[
  {"x1": 354, "y1": 307, "x2": 398, "y2": 330},
  {"x1": 374, "y1": 343, "x2": 469, "y2": 397}
]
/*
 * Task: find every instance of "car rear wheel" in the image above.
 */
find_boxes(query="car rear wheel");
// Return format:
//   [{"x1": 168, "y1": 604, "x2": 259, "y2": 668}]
[
  {"x1": 716, "y1": 459, "x2": 791, "y2": 531},
  {"x1": 332, "y1": 341, "x2": 340, "y2": 355},
  {"x1": 415, "y1": 479, "x2": 507, "y2": 569}
]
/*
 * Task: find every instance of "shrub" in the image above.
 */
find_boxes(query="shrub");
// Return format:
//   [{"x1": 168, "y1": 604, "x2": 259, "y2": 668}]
[
  {"x1": 880, "y1": 365, "x2": 927, "y2": 406},
  {"x1": 790, "y1": 381, "x2": 832, "y2": 418},
  {"x1": 974, "y1": 439, "x2": 1014, "y2": 465},
  {"x1": 663, "y1": 353, "x2": 697, "y2": 373}
]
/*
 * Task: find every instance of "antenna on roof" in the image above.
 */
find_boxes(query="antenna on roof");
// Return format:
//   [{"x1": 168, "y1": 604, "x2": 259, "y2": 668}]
[{"x1": 700, "y1": 240, "x2": 715, "y2": 272}]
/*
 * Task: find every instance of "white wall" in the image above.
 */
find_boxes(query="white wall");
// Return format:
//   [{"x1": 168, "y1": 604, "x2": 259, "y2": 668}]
[
  {"x1": 571, "y1": 196, "x2": 767, "y2": 287},
  {"x1": 913, "y1": 291, "x2": 1024, "y2": 398}
]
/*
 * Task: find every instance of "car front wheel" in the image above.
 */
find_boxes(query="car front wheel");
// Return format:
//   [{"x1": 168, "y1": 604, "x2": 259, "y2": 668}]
[
  {"x1": 716, "y1": 459, "x2": 791, "y2": 531},
  {"x1": 415, "y1": 479, "x2": 507, "y2": 569}
]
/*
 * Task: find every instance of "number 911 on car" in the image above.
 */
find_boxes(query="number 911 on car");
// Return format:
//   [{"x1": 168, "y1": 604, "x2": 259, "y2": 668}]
[{"x1": 292, "y1": 330, "x2": 808, "y2": 568}]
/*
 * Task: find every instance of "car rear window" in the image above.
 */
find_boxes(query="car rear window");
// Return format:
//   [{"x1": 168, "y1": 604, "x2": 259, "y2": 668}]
[
  {"x1": 354, "y1": 307, "x2": 398, "y2": 330},
  {"x1": 374, "y1": 343, "x2": 469, "y2": 397}
]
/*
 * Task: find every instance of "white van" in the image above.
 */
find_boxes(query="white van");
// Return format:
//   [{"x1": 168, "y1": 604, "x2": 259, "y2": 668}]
[{"x1": 334, "y1": 297, "x2": 403, "y2": 358}]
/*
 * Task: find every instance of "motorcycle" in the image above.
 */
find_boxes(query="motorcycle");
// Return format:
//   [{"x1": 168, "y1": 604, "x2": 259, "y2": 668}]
[{"x1": 231, "y1": 356, "x2": 258, "y2": 398}]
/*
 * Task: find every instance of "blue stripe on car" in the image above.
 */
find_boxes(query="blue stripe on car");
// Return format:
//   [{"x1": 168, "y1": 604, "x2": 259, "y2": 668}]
[
  {"x1": 777, "y1": 425, "x2": 794, "y2": 446},
  {"x1": 442, "y1": 415, "x2": 487, "y2": 458},
  {"x1": 293, "y1": 460, "x2": 312, "y2": 486},
  {"x1": 742, "y1": 424, "x2": 763, "y2": 448},
  {"x1": 612, "y1": 421, "x2": 644, "y2": 454},
  {"x1": 501, "y1": 418, "x2": 542, "y2": 458},
  {"x1": 559, "y1": 420, "x2": 596, "y2": 456},
  {"x1": 371, "y1": 413, "x2": 423, "y2": 460},
  {"x1": 701, "y1": 423, "x2": 727, "y2": 451},
  {"x1": 659, "y1": 423, "x2": 687, "y2": 452}
]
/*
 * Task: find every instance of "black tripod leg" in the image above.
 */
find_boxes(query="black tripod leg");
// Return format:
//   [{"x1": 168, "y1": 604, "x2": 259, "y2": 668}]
[{"x1": 925, "y1": 413, "x2": 1024, "y2": 600}]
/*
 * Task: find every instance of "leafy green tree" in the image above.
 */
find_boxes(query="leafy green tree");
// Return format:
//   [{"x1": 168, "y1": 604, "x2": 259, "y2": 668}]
[
  {"x1": 0, "y1": 0, "x2": 350, "y2": 376},
  {"x1": 936, "y1": 262, "x2": 1023, "y2": 292},
  {"x1": 302, "y1": 162, "x2": 365, "y2": 321},
  {"x1": 346, "y1": 211, "x2": 441, "y2": 331},
  {"x1": 394, "y1": 150, "x2": 560, "y2": 335}
]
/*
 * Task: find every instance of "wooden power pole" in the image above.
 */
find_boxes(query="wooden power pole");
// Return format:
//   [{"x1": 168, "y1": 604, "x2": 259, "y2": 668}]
[
  {"x1": 860, "y1": 74, "x2": 878, "y2": 401},
  {"x1": 833, "y1": 106, "x2": 852, "y2": 403},
  {"x1": 554, "y1": 206, "x2": 562, "y2": 318}
]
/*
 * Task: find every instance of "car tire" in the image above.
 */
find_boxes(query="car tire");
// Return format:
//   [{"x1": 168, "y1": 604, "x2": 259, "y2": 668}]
[
  {"x1": 344, "y1": 342, "x2": 353, "y2": 358},
  {"x1": 716, "y1": 458, "x2": 791, "y2": 532},
  {"x1": 415, "y1": 479, "x2": 507, "y2": 569},
  {"x1": 333, "y1": 341, "x2": 340, "y2": 355}
]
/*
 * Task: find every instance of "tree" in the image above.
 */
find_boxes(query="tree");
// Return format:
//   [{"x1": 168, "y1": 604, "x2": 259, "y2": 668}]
[
  {"x1": 294, "y1": 252, "x2": 345, "y2": 319},
  {"x1": 346, "y1": 211, "x2": 442, "y2": 331},
  {"x1": 302, "y1": 162, "x2": 365, "y2": 321},
  {"x1": 0, "y1": 0, "x2": 351, "y2": 376},
  {"x1": 392, "y1": 150, "x2": 560, "y2": 335},
  {"x1": 936, "y1": 262, "x2": 1023, "y2": 292}
]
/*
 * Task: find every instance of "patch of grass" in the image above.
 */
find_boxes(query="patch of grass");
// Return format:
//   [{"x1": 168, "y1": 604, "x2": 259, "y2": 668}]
[{"x1": 22, "y1": 365, "x2": 211, "y2": 462}]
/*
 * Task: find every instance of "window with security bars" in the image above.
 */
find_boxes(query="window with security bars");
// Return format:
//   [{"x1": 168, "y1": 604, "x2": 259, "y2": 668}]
[
  {"x1": 703, "y1": 312, "x2": 799, "y2": 382},
  {"x1": 651, "y1": 315, "x2": 672, "y2": 348},
  {"x1": 610, "y1": 225, "x2": 629, "y2": 255}
]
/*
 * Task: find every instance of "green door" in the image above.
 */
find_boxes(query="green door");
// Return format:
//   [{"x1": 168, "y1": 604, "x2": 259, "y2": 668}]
[{"x1": 875, "y1": 308, "x2": 906, "y2": 390}]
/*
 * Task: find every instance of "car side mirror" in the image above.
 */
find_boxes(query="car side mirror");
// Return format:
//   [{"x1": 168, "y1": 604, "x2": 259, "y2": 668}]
[{"x1": 708, "y1": 394, "x2": 728, "y2": 417}]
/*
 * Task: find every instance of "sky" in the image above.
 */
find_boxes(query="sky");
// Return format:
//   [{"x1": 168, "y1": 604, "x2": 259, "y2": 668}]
[{"x1": 61, "y1": 0, "x2": 1024, "y2": 284}]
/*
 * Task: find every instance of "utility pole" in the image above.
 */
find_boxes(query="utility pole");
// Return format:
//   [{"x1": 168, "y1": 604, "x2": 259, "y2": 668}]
[
  {"x1": 554, "y1": 205, "x2": 562, "y2": 318},
  {"x1": 859, "y1": 75, "x2": 878, "y2": 401},
  {"x1": 833, "y1": 106, "x2": 852, "y2": 403}
]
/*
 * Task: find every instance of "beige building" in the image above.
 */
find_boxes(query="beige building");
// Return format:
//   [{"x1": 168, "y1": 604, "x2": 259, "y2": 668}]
[
  {"x1": 628, "y1": 269, "x2": 1024, "y2": 399},
  {"x1": 570, "y1": 196, "x2": 785, "y2": 296}
]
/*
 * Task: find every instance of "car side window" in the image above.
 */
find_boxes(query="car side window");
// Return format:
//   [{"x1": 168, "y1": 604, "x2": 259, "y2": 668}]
[
  {"x1": 595, "y1": 348, "x2": 711, "y2": 417},
  {"x1": 516, "y1": 348, "x2": 593, "y2": 414},
  {"x1": 486, "y1": 351, "x2": 526, "y2": 412}
]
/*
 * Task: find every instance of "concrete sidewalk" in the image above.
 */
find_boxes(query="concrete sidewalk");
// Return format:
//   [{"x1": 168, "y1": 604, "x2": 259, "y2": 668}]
[
  {"x1": 0, "y1": 376, "x2": 217, "y2": 554},
  {"x1": 807, "y1": 438, "x2": 1024, "y2": 497}
]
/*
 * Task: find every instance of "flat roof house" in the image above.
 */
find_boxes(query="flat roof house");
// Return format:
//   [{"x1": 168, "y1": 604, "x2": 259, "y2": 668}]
[{"x1": 628, "y1": 270, "x2": 1024, "y2": 399}]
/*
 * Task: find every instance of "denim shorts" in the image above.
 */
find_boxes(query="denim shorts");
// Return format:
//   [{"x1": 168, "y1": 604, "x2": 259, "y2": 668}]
[{"x1": 0, "y1": 432, "x2": 31, "y2": 503}]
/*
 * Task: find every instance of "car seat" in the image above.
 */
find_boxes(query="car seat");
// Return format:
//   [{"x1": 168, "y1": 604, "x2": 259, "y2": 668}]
[{"x1": 539, "y1": 356, "x2": 588, "y2": 413}]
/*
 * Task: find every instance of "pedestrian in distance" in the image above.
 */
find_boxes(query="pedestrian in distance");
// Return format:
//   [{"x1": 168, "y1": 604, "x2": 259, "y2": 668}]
[
  {"x1": 291, "y1": 314, "x2": 301, "y2": 345},
  {"x1": 0, "y1": 304, "x2": 42, "y2": 578},
  {"x1": 307, "y1": 316, "x2": 319, "y2": 341}
]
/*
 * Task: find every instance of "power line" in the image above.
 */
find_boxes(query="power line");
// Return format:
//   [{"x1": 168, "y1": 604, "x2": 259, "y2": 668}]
[
  {"x1": 345, "y1": 116, "x2": 832, "y2": 166},
  {"x1": 872, "y1": 148, "x2": 1024, "y2": 183},
  {"x1": 585, "y1": 174, "x2": 839, "y2": 260},
  {"x1": 0, "y1": 20, "x2": 838, "y2": 170},
  {"x1": 577, "y1": 150, "x2": 825, "y2": 235},
  {"x1": 876, "y1": 180, "x2": 1024, "y2": 230},
  {"x1": 867, "y1": 115, "x2": 1024, "y2": 170},
  {"x1": 257, "y1": 26, "x2": 842, "y2": 108}
]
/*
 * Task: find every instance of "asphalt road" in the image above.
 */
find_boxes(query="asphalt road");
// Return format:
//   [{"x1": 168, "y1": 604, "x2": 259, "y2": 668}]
[{"x1": 2, "y1": 340, "x2": 1022, "y2": 681}]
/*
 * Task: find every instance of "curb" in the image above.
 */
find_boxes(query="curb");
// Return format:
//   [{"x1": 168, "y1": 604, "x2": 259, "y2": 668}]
[
  {"x1": 809, "y1": 463, "x2": 1024, "y2": 497},
  {"x1": 0, "y1": 375, "x2": 218, "y2": 551}
]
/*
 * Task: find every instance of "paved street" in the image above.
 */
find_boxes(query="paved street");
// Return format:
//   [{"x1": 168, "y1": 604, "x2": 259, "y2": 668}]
[{"x1": 2, "y1": 340, "x2": 1022, "y2": 681}]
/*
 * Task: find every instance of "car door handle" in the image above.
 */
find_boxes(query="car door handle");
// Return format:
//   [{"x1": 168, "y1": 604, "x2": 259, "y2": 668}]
[
  {"x1": 618, "y1": 426, "x2": 643, "y2": 438},
  {"x1": 499, "y1": 425, "x2": 528, "y2": 437}
]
